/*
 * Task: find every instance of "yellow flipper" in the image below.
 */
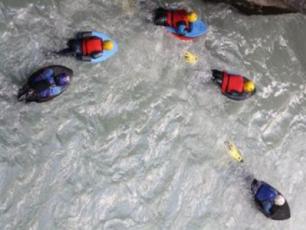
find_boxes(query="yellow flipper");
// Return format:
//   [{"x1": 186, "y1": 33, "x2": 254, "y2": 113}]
[
  {"x1": 184, "y1": 51, "x2": 198, "y2": 64},
  {"x1": 224, "y1": 141, "x2": 244, "y2": 163}
]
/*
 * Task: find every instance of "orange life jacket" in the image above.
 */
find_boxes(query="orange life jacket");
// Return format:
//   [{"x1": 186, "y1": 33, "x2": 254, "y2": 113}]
[
  {"x1": 221, "y1": 73, "x2": 244, "y2": 94},
  {"x1": 166, "y1": 10, "x2": 190, "y2": 30},
  {"x1": 82, "y1": 37, "x2": 104, "y2": 56}
]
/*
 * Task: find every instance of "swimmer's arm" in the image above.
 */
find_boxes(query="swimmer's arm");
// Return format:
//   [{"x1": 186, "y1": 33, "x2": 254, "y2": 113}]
[{"x1": 262, "y1": 201, "x2": 273, "y2": 215}]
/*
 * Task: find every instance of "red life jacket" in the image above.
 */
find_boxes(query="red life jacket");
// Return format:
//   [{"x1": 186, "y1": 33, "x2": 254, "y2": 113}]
[
  {"x1": 166, "y1": 10, "x2": 190, "y2": 30},
  {"x1": 221, "y1": 73, "x2": 244, "y2": 94},
  {"x1": 82, "y1": 37, "x2": 104, "y2": 56}
]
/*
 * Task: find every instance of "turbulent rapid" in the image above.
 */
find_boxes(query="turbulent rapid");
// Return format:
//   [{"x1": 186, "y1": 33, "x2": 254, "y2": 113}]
[{"x1": 0, "y1": 0, "x2": 306, "y2": 229}]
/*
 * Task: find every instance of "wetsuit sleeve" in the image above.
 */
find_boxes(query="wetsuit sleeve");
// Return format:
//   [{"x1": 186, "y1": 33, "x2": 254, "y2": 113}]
[
  {"x1": 177, "y1": 22, "x2": 187, "y2": 35},
  {"x1": 212, "y1": 70, "x2": 223, "y2": 86},
  {"x1": 262, "y1": 201, "x2": 273, "y2": 215}
]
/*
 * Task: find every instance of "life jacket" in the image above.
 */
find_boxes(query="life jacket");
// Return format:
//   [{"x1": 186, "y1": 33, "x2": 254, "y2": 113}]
[
  {"x1": 82, "y1": 37, "x2": 104, "y2": 56},
  {"x1": 221, "y1": 72, "x2": 244, "y2": 94},
  {"x1": 256, "y1": 184, "x2": 278, "y2": 202},
  {"x1": 166, "y1": 10, "x2": 190, "y2": 30}
]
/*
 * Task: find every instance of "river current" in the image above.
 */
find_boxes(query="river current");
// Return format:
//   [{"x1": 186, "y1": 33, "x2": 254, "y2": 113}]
[{"x1": 0, "y1": 0, "x2": 305, "y2": 229}]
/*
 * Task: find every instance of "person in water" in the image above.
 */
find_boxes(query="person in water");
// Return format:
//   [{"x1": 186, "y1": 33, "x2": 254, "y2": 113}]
[
  {"x1": 251, "y1": 179, "x2": 286, "y2": 217},
  {"x1": 18, "y1": 68, "x2": 70, "y2": 102},
  {"x1": 58, "y1": 32, "x2": 114, "y2": 61},
  {"x1": 154, "y1": 8, "x2": 199, "y2": 36},
  {"x1": 212, "y1": 69, "x2": 256, "y2": 101}
]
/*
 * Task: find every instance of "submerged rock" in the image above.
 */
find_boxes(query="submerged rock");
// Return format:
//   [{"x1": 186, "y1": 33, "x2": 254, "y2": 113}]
[{"x1": 204, "y1": 0, "x2": 306, "y2": 15}]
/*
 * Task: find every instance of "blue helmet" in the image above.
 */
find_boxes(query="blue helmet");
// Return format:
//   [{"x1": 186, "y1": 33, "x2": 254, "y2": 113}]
[{"x1": 55, "y1": 73, "x2": 70, "y2": 86}]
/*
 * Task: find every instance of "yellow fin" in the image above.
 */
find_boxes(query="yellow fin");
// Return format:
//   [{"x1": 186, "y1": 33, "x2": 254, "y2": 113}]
[
  {"x1": 184, "y1": 51, "x2": 198, "y2": 64},
  {"x1": 224, "y1": 141, "x2": 244, "y2": 163}
]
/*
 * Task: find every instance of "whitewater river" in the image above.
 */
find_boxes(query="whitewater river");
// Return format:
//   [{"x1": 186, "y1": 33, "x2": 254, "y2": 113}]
[{"x1": 0, "y1": 0, "x2": 305, "y2": 229}]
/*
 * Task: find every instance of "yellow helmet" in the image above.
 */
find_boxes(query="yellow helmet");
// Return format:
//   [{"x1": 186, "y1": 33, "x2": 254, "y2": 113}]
[
  {"x1": 104, "y1": 40, "x2": 114, "y2": 51},
  {"x1": 244, "y1": 80, "x2": 255, "y2": 93},
  {"x1": 187, "y1": 11, "x2": 198, "y2": 23}
]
